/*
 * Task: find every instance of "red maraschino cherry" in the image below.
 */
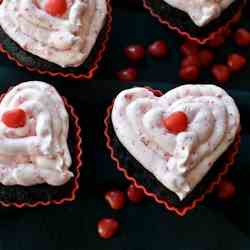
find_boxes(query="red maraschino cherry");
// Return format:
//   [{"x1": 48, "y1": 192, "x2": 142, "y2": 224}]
[
  {"x1": 2, "y1": 109, "x2": 26, "y2": 128},
  {"x1": 97, "y1": 218, "x2": 119, "y2": 239},
  {"x1": 163, "y1": 111, "x2": 188, "y2": 134},
  {"x1": 127, "y1": 184, "x2": 145, "y2": 203},
  {"x1": 45, "y1": 0, "x2": 67, "y2": 16},
  {"x1": 105, "y1": 190, "x2": 126, "y2": 210}
]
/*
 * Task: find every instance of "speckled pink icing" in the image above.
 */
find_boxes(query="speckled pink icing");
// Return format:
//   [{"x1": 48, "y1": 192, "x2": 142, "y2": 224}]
[
  {"x1": 0, "y1": 81, "x2": 73, "y2": 186},
  {"x1": 0, "y1": 0, "x2": 107, "y2": 67},
  {"x1": 112, "y1": 85, "x2": 240, "y2": 200},
  {"x1": 163, "y1": 0, "x2": 235, "y2": 26}
]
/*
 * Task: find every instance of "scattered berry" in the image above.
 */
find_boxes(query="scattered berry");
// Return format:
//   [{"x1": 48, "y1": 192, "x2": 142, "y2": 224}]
[
  {"x1": 179, "y1": 65, "x2": 199, "y2": 81},
  {"x1": 44, "y1": 0, "x2": 67, "y2": 16},
  {"x1": 127, "y1": 184, "x2": 145, "y2": 203},
  {"x1": 234, "y1": 28, "x2": 250, "y2": 47},
  {"x1": 212, "y1": 64, "x2": 231, "y2": 83},
  {"x1": 2, "y1": 109, "x2": 26, "y2": 128},
  {"x1": 124, "y1": 45, "x2": 145, "y2": 62},
  {"x1": 181, "y1": 55, "x2": 200, "y2": 68},
  {"x1": 227, "y1": 53, "x2": 246, "y2": 72},
  {"x1": 207, "y1": 34, "x2": 225, "y2": 48},
  {"x1": 163, "y1": 111, "x2": 188, "y2": 134},
  {"x1": 105, "y1": 190, "x2": 126, "y2": 210},
  {"x1": 180, "y1": 41, "x2": 199, "y2": 57},
  {"x1": 117, "y1": 67, "x2": 137, "y2": 81},
  {"x1": 199, "y1": 49, "x2": 214, "y2": 68},
  {"x1": 97, "y1": 218, "x2": 119, "y2": 239},
  {"x1": 216, "y1": 179, "x2": 236, "y2": 200},
  {"x1": 148, "y1": 40, "x2": 169, "y2": 58}
]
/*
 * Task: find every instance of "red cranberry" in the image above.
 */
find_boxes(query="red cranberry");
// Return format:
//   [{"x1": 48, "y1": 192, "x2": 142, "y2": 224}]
[
  {"x1": 97, "y1": 218, "x2": 119, "y2": 239},
  {"x1": 207, "y1": 35, "x2": 225, "y2": 48},
  {"x1": 216, "y1": 179, "x2": 236, "y2": 200},
  {"x1": 124, "y1": 45, "x2": 145, "y2": 62},
  {"x1": 199, "y1": 49, "x2": 214, "y2": 68},
  {"x1": 234, "y1": 28, "x2": 250, "y2": 47},
  {"x1": 117, "y1": 68, "x2": 137, "y2": 81},
  {"x1": 180, "y1": 41, "x2": 199, "y2": 57},
  {"x1": 212, "y1": 64, "x2": 230, "y2": 83},
  {"x1": 105, "y1": 190, "x2": 126, "y2": 210},
  {"x1": 127, "y1": 184, "x2": 145, "y2": 203},
  {"x1": 179, "y1": 66, "x2": 199, "y2": 81},
  {"x1": 181, "y1": 55, "x2": 200, "y2": 68},
  {"x1": 227, "y1": 53, "x2": 246, "y2": 72},
  {"x1": 148, "y1": 40, "x2": 169, "y2": 58}
]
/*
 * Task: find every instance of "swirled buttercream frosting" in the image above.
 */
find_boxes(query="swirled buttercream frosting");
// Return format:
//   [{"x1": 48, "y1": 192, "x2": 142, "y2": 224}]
[
  {"x1": 112, "y1": 85, "x2": 240, "y2": 200},
  {"x1": 0, "y1": 81, "x2": 73, "y2": 186},
  {"x1": 0, "y1": 0, "x2": 107, "y2": 67},
  {"x1": 163, "y1": 0, "x2": 235, "y2": 27}
]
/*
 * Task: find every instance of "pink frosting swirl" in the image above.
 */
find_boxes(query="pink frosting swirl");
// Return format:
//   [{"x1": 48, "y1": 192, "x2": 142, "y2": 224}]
[{"x1": 112, "y1": 85, "x2": 240, "y2": 200}]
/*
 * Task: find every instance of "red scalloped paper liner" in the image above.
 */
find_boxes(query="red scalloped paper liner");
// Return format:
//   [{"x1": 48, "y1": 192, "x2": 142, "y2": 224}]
[
  {"x1": 0, "y1": 0, "x2": 112, "y2": 80},
  {"x1": 142, "y1": 0, "x2": 245, "y2": 45},
  {"x1": 0, "y1": 91, "x2": 83, "y2": 208},
  {"x1": 104, "y1": 88, "x2": 241, "y2": 216}
]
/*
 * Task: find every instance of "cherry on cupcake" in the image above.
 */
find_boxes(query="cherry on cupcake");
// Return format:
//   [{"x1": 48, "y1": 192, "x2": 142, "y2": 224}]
[
  {"x1": 117, "y1": 67, "x2": 137, "y2": 81},
  {"x1": 227, "y1": 53, "x2": 246, "y2": 72},
  {"x1": 124, "y1": 45, "x2": 145, "y2": 62},
  {"x1": 2, "y1": 109, "x2": 26, "y2": 128},
  {"x1": 97, "y1": 218, "x2": 119, "y2": 239},
  {"x1": 199, "y1": 49, "x2": 214, "y2": 68},
  {"x1": 212, "y1": 64, "x2": 231, "y2": 83},
  {"x1": 45, "y1": 0, "x2": 67, "y2": 16},
  {"x1": 163, "y1": 111, "x2": 188, "y2": 134},
  {"x1": 179, "y1": 65, "x2": 199, "y2": 81},
  {"x1": 234, "y1": 28, "x2": 250, "y2": 47},
  {"x1": 105, "y1": 190, "x2": 126, "y2": 210},
  {"x1": 127, "y1": 184, "x2": 145, "y2": 203},
  {"x1": 148, "y1": 40, "x2": 169, "y2": 58},
  {"x1": 180, "y1": 41, "x2": 199, "y2": 57},
  {"x1": 216, "y1": 179, "x2": 236, "y2": 200}
]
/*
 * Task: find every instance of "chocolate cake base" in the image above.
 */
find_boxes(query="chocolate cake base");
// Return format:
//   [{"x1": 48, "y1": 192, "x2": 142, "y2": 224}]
[
  {"x1": 143, "y1": 0, "x2": 245, "y2": 41},
  {"x1": 107, "y1": 117, "x2": 240, "y2": 209}
]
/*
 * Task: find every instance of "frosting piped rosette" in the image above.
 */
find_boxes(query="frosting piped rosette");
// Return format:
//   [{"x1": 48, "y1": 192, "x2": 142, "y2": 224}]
[
  {"x1": 0, "y1": 0, "x2": 107, "y2": 67},
  {"x1": 112, "y1": 85, "x2": 240, "y2": 200},
  {"x1": 0, "y1": 81, "x2": 73, "y2": 186},
  {"x1": 163, "y1": 0, "x2": 235, "y2": 27}
]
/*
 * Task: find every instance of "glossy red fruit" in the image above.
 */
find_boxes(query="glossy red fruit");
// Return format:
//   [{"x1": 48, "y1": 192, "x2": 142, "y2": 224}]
[
  {"x1": 227, "y1": 53, "x2": 246, "y2": 72},
  {"x1": 124, "y1": 45, "x2": 145, "y2": 62},
  {"x1": 199, "y1": 49, "x2": 214, "y2": 68},
  {"x1": 148, "y1": 40, "x2": 168, "y2": 58},
  {"x1": 163, "y1": 111, "x2": 188, "y2": 134},
  {"x1": 216, "y1": 179, "x2": 236, "y2": 200},
  {"x1": 127, "y1": 184, "x2": 145, "y2": 203},
  {"x1": 212, "y1": 64, "x2": 230, "y2": 83},
  {"x1": 207, "y1": 34, "x2": 225, "y2": 48},
  {"x1": 105, "y1": 190, "x2": 126, "y2": 210},
  {"x1": 180, "y1": 41, "x2": 199, "y2": 57},
  {"x1": 2, "y1": 109, "x2": 26, "y2": 128},
  {"x1": 234, "y1": 28, "x2": 250, "y2": 47},
  {"x1": 181, "y1": 55, "x2": 200, "y2": 68},
  {"x1": 117, "y1": 68, "x2": 137, "y2": 81},
  {"x1": 45, "y1": 0, "x2": 67, "y2": 16},
  {"x1": 97, "y1": 218, "x2": 119, "y2": 239},
  {"x1": 179, "y1": 66, "x2": 199, "y2": 81}
]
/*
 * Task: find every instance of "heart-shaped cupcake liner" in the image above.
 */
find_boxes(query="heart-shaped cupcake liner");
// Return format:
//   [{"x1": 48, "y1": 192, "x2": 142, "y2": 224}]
[
  {"x1": 0, "y1": 0, "x2": 112, "y2": 80},
  {"x1": 104, "y1": 88, "x2": 241, "y2": 216},
  {"x1": 143, "y1": 0, "x2": 246, "y2": 44},
  {"x1": 0, "y1": 89, "x2": 83, "y2": 208}
]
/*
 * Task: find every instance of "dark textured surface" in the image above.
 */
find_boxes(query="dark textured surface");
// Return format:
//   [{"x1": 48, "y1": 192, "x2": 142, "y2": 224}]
[
  {"x1": 143, "y1": 0, "x2": 244, "y2": 39},
  {"x1": 0, "y1": 102, "x2": 79, "y2": 204}
]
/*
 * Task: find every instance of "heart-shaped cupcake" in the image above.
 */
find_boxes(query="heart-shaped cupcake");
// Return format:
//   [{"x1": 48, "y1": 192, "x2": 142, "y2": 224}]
[
  {"x1": 105, "y1": 85, "x2": 240, "y2": 215},
  {"x1": 0, "y1": 0, "x2": 111, "y2": 79},
  {"x1": 143, "y1": 0, "x2": 246, "y2": 44},
  {"x1": 0, "y1": 81, "x2": 82, "y2": 207}
]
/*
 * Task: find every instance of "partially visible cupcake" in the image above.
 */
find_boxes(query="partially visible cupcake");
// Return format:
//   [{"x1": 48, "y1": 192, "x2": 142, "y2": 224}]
[
  {"x1": 0, "y1": 0, "x2": 111, "y2": 79},
  {"x1": 143, "y1": 0, "x2": 246, "y2": 44},
  {"x1": 105, "y1": 85, "x2": 240, "y2": 215},
  {"x1": 0, "y1": 81, "x2": 82, "y2": 207}
]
